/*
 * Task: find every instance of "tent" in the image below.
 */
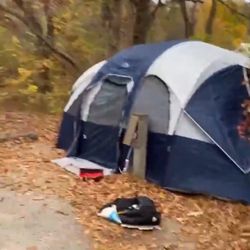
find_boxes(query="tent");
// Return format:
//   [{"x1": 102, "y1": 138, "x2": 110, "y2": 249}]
[{"x1": 57, "y1": 40, "x2": 250, "y2": 203}]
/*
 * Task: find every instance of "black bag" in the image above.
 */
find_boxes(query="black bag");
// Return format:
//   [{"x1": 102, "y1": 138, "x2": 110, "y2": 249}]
[{"x1": 100, "y1": 196, "x2": 161, "y2": 226}]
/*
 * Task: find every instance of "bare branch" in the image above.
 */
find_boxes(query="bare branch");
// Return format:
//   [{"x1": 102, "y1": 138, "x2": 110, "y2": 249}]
[
  {"x1": 0, "y1": 2, "x2": 80, "y2": 71},
  {"x1": 217, "y1": 0, "x2": 250, "y2": 21},
  {"x1": 186, "y1": 0, "x2": 204, "y2": 3},
  {"x1": 151, "y1": 1, "x2": 164, "y2": 19},
  {"x1": 0, "y1": 3, "x2": 27, "y2": 25}
]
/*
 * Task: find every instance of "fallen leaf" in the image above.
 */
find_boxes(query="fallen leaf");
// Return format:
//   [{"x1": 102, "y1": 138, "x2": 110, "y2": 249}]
[
  {"x1": 26, "y1": 246, "x2": 38, "y2": 250},
  {"x1": 187, "y1": 211, "x2": 203, "y2": 217},
  {"x1": 55, "y1": 210, "x2": 69, "y2": 216},
  {"x1": 32, "y1": 196, "x2": 44, "y2": 201}
]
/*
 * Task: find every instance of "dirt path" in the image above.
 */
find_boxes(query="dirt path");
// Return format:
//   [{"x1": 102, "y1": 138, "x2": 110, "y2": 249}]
[{"x1": 0, "y1": 190, "x2": 91, "y2": 250}]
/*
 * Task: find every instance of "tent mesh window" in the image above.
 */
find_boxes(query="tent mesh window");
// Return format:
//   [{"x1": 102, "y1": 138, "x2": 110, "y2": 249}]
[{"x1": 87, "y1": 75, "x2": 131, "y2": 126}]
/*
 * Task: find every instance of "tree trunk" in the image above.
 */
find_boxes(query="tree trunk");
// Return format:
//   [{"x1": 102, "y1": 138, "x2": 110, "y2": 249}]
[
  {"x1": 110, "y1": 0, "x2": 122, "y2": 55},
  {"x1": 205, "y1": 0, "x2": 217, "y2": 36},
  {"x1": 132, "y1": 0, "x2": 152, "y2": 44},
  {"x1": 36, "y1": 1, "x2": 54, "y2": 93},
  {"x1": 101, "y1": 0, "x2": 122, "y2": 56},
  {"x1": 179, "y1": 0, "x2": 195, "y2": 38},
  {"x1": 3, "y1": 0, "x2": 54, "y2": 93},
  {"x1": 119, "y1": 0, "x2": 135, "y2": 48}
]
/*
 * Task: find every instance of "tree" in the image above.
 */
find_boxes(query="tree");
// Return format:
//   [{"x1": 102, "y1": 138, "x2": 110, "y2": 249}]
[
  {"x1": 0, "y1": 0, "x2": 249, "y2": 113},
  {"x1": 0, "y1": 0, "x2": 79, "y2": 93},
  {"x1": 101, "y1": 0, "x2": 164, "y2": 50},
  {"x1": 177, "y1": 0, "x2": 203, "y2": 38},
  {"x1": 101, "y1": 0, "x2": 123, "y2": 56},
  {"x1": 205, "y1": 0, "x2": 217, "y2": 37},
  {"x1": 0, "y1": 0, "x2": 78, "y2": 69},
  {"x1": 130, "y1": 0, "x2": 163, "y2": 44}
]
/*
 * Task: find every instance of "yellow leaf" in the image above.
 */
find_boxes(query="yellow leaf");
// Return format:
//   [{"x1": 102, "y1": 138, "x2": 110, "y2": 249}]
[
  {"x1": 11, "y1": 36, "x2": 21, "y2": 47},
  {"x1": 27, "y1": 84, "x2": 38, "y2": 94},
  {"x1": 18, "y1": 68, "x2": 33, "y2": 81},
  {"x1": 42, "y1": 59, "x2": 53, "y2": 68}
]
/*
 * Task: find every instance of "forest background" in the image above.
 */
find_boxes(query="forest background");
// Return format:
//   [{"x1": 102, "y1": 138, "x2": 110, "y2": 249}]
[{"x1": 0, "y1": 0, "x2": 249, "y2": 113}]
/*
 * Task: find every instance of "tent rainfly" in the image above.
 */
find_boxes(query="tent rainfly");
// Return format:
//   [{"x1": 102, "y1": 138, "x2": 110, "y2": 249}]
[{"x1": 57, "y1": 40, "x2": 250, "y2": 203}]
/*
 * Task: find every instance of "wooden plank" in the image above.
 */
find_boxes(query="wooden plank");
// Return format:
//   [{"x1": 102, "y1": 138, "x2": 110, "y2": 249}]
[
  {"x1": 123, "y1": 115, "x2": 139, "y2": 146},
  {"x1": 131, "y1": 114, "x2": 148, "y2": 179}
]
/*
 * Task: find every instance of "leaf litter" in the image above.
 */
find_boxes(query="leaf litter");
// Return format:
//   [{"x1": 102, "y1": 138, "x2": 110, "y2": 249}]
[{"x1": 0, "y1": 112, "x2": 250, "y2": 250}]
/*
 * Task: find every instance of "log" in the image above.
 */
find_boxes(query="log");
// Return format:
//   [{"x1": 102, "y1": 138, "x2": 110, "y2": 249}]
[{"x1": 0, "y1": 132, "x2": 38, "y2": 143}]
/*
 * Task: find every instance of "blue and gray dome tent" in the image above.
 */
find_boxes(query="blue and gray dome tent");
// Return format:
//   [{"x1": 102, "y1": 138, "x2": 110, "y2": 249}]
[{"x1": 57, "y1": 40, "x2": 250, "y2": 203}]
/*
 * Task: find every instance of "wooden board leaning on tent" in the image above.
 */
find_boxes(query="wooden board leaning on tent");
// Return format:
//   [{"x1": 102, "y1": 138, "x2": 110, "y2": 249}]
[{"x1": 123, "y1": 113, "x2": 148, "y2": 179}]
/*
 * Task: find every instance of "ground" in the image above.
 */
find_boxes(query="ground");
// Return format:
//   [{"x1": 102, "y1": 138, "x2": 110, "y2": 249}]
[
  {"x1": 0, "y1": 190, "x2": 91, "y2": 250},
  {"x1": 0, "y1": 112, "x2": 250, "y2": 250}
]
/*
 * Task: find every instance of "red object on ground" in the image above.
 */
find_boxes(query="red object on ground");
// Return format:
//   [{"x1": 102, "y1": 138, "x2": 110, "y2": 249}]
[{"x1": 80, "y1": 169, "x2": 104, "y2": 180}]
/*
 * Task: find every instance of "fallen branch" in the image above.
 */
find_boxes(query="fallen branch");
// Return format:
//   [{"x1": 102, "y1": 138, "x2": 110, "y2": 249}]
[{"x1": 0, "y1": 132, "x2": 38, "y2": 143}]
